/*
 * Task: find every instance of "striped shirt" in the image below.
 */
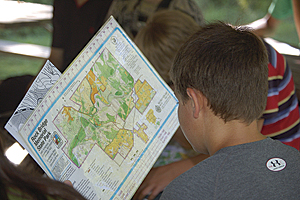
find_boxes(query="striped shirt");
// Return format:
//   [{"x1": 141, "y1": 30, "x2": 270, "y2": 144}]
[{"x1": 262, "y1": 42, "x2": 300, "y2": 150}]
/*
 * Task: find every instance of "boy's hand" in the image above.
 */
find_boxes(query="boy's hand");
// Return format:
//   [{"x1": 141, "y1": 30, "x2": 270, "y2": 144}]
[
  {"x1": 64, "y1": 180, "x2": 73, "y2": 187},
  {"x1": 132, "y1": 154, "x2": 209, "y2": 200},
  {"x1": 133, "y1": 164, "x2": 177, "y2": 200}
]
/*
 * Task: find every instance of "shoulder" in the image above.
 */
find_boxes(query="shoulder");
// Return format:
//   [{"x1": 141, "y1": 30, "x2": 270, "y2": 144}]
[
  {"x1": 263, "y1": 41, "x2": 285, "y2": 71},
  {"x1": 264, "y1": 40, "x2": 290, "y2": 86},
  {"x1": 161, "y1": 153, "x2": 229, "y2": 199},
  {"x1": 162, "y1": 139, "x2": 300, "y2": 199}
]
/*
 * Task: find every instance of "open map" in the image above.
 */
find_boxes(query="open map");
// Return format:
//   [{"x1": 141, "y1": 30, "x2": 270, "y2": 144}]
[{"x1": 12, "y1": 17, "x2": 179, "y2": 200}]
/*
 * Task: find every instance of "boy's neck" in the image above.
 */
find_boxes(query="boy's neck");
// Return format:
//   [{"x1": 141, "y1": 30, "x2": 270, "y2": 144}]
[{"x1": 204, "y1": 117, "x2": 267, "y2": 156}]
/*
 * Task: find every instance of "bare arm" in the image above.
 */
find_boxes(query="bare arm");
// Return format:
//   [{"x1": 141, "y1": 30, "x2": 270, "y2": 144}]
[
  {"x1": 133, "y1": 154, "x2": 209, "y2": 200},
  {"x1": 248, "y1": 14, "x2": 280, "y2": 37},
  {"x1": 48, "y1": 47, "x2": 64, "y2": 72},
  {"x1": 292, "y1": 0, "x2": 300, "y2": 42}
]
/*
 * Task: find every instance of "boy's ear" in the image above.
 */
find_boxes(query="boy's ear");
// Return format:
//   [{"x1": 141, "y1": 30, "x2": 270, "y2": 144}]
[{"x1": 186, "y1": 88, "x2": 204, "y2": 119}]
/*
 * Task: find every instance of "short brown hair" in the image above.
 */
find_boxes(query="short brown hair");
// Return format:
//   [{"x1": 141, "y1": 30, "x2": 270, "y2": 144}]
[
  {"x1": 171, "y1": 22, "x2": 269, "y2": 124},
  {"x1": 134, "y1": 10, "x2": 201, "y2": 84}
]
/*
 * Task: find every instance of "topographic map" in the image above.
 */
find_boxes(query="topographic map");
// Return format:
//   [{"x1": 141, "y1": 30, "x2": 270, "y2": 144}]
[{"x1": 5, "y1": 61, "x2": 61, "y2": 151}]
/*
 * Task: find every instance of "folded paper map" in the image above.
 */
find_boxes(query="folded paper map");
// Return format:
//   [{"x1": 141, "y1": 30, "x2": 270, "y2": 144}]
[{"x1": 5, "y1": 16, "x2": 179, "y2": 200}]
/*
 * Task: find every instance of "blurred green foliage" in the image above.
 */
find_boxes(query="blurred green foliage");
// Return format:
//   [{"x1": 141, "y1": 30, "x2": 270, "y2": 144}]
[
  {"x1": 19, "y1": 0, "x2": 53, "y2": 5},
  {"x1": 0, "y1": 53, "x2": 43, "y2": 80},
  {"x1": 0, "y1": 26, "x2": 51, "y2": 46}
]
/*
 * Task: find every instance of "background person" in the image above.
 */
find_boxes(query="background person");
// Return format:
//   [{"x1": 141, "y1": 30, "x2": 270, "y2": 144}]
[
  {"x1": 49, "y1": 0, "x2": 113, "y2": 72},
  {"x1": 106, "y1": 0, "x2": 204, "y2": 39},
  {"x1": 248, "y1": 0, "x2": 300, "y2": 43},
  {"x1": 259, "y1": 40, "x2": 300, "y2": 149}
]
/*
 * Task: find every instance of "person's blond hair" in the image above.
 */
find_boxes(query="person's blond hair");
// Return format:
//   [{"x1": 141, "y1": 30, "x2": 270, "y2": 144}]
[{"x1": 135, "y1": 10, "x2": 201, "y2": 84}]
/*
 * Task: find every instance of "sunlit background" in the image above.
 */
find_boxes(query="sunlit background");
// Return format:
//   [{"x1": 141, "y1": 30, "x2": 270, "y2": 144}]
[{"x1": 5, "y1": 142, "x2": 28, "y2": 164}]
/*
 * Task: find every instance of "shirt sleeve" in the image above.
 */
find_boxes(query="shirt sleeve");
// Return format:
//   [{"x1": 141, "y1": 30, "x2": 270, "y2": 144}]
[{"x1": 268, "y1": 0, "x2": 293, "y2": 20}]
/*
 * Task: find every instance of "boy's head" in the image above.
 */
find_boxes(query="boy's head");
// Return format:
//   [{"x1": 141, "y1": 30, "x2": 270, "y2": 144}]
[
  {"x1": 171, "y1": 22, "x2": 269, "y2": 124},
  {"x1": 135, "y1": 10, "x2": 200, "y2": 85}
]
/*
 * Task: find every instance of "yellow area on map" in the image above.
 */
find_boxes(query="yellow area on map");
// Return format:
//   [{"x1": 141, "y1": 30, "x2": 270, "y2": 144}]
[
  {"x1": 133, "y1": 124, "x2": 149, "y2": 143},
  {"x1": 100, "y1": 76, "x2": 108, "y2": 89},
  {"x1": 146, "y1": 109, "x2": 156, "y2": 124},
  {"x1": 104, "y1": 129, "x2": 134, "y2": 159},
  {"x1": 86, "y1": 70, "x2": 106, "y2": 104},
  {"x1": 134, "y1": 80, "x2": 155, "y2": 113},
  {"x1": 62, "y1": 106, "x2": 74, "y2": 123}
]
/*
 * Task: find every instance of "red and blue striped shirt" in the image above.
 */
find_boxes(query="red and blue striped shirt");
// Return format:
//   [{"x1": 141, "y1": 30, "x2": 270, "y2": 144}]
[{"x1": 262, "y1": 42, "x2": 300, "y2": 150}]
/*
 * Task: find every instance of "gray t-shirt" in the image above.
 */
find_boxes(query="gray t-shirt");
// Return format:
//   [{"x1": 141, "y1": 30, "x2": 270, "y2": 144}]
[{"x1": 160, "y1": 138, "x2": 300, "y2": 199}]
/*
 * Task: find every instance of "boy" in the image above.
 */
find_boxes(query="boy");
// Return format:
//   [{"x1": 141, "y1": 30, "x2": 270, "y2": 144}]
[{"x1": 160, "y1": 22, "x2": 300, "y2": 199}]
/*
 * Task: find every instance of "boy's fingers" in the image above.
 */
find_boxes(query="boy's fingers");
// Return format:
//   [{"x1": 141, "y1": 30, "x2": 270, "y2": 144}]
[{"x1": 63, "y1": 180, "x2": 73, "y2": 187}]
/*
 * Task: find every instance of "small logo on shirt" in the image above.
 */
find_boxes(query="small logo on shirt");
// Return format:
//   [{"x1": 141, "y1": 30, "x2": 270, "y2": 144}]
[{"x1": 266, "y1": 158, "x2": 286, "y2": 171}]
